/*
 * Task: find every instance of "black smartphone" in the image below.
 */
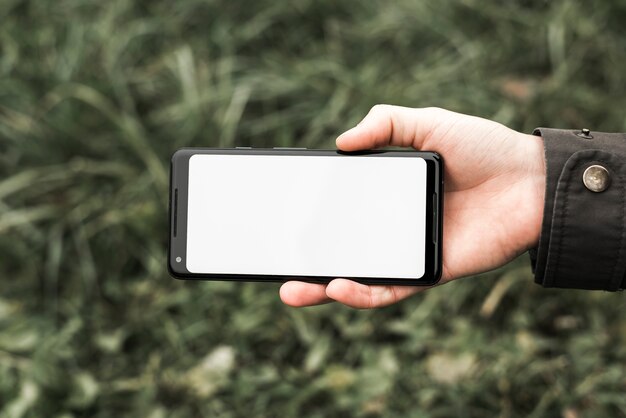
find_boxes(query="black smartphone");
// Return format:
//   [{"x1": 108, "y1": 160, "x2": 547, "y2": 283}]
[{"x1": 168, "y1": 148, "x2": 443, "y2": 286}]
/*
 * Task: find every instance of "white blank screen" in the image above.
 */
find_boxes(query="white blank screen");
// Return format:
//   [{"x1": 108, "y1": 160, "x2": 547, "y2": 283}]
[{"x1": 186, "y1": 154, "x2": 426, "y2": 279}]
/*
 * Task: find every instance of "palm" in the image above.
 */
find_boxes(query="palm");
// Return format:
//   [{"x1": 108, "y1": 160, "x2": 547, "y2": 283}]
[
  {"x1": 421, "y1": 112, "x2": 544, "y2": 281},
  {"x1": 280, "y1": 106, "x2": 545, "y2": 308}
]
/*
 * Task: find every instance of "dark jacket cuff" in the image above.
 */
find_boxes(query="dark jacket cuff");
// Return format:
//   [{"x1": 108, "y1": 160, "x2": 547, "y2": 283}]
[{"x1": 531, "y1": 128, "x2": 626, "y2": 291}]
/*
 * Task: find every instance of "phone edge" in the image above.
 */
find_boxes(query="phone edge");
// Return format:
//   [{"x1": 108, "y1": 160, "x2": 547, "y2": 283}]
[{"x1": 167, "y1": 148, "x2": 443, "y2": 286}]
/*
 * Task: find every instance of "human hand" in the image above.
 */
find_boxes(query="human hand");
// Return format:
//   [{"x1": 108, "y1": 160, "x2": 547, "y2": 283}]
[{"x1": 280, "y1": 105, "x2": 546, "y2": 308}]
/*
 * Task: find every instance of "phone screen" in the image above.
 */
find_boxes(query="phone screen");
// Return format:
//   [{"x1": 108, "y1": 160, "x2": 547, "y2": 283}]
[{"x1": 185, "y1": 154, "x2": 427, "y2": 279}]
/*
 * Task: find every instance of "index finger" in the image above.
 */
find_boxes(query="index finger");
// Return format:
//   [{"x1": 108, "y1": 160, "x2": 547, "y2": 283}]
[{"x1": 280, "y1": 281, "x2": 332, "y2": 307}]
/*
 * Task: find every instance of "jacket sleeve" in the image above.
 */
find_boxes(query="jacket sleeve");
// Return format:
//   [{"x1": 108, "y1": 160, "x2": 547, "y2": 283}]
[{"x1": 530, "y1": 128, "x2": 626, "y2": 291}]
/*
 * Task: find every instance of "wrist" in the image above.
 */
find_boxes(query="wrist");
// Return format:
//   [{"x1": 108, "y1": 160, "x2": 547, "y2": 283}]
[{"x1": 520, "y1": 132, "x2": 546, "y2": 249}]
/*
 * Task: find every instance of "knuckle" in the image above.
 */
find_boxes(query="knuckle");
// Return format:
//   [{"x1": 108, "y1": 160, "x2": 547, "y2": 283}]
[
  {"x1": 371, "y1": 103, "x2": 393, "y2": 114},
  {"x1": 423, "y1": 106, "x2": 446, "y2": 116},
  {"x1": 368, "y1": 286, "x2": 394, "y2": 309},
  {"x1": 367, "y1": 287, "x2": 376, "y2": 309}
]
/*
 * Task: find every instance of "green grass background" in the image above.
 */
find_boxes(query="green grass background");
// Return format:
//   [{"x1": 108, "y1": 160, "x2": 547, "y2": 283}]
[{"x1": 1, "y1": 0, "x2": 626, "y2": 417}]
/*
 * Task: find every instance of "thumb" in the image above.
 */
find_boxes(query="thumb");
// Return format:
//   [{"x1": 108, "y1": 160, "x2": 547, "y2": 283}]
[{"x1": 336, "y1": 105, "x2": 444, "y2": 151}]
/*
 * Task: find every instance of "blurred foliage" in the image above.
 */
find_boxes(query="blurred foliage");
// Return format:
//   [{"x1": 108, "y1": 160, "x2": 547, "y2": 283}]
[{"x1": 1, "y1": 0, "x2": 626, "y2": 417}]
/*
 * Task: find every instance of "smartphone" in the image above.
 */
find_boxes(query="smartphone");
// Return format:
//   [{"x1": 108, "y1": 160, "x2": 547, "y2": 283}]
[{"x1": 168, "y1": 148, "x2": 443, "y2": 286}]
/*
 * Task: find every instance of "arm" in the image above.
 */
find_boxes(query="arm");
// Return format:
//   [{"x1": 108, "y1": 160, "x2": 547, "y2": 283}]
[{"x1": 280, "y1": 105, "x2": 546, "y2": 308}]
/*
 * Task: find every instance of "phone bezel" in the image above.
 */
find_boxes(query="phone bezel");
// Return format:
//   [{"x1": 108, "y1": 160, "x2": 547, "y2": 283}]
[{"x1": 168, "y1": 148, "x2": 443, "y2": 286}]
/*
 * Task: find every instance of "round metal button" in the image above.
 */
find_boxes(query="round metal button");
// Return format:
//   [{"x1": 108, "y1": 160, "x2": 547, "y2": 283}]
[{"x1": 583, "y1": 165, "x2": 610, "y2": 192}]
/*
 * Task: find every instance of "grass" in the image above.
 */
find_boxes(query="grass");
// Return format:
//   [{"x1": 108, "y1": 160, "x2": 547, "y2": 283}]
[{"x1": 1, "y1": 0, "x2": 626, "y2": 416}]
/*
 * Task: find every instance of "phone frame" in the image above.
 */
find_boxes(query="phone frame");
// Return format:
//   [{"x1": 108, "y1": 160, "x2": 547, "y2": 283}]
[{"x1": 168, "y1": 148, "x2": 443, "y2": 286}]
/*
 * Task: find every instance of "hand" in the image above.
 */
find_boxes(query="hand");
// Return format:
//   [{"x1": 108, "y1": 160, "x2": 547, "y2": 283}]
[{"x1": 280, "y1": 105, "x2": 546, "y2": 308}]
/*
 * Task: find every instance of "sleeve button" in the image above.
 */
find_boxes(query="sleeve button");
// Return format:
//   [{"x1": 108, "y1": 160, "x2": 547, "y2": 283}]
[{"x1": 583, "y1": 165, "x2": 610, "y2": 192}]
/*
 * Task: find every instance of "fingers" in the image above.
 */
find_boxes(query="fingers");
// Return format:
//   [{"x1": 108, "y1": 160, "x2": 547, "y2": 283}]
[
  {"x1": 325, "y1": 279, "x2": 422, "y2": 309},
  {"x1": 279, "y1": 281, "x2": 332, "y2": 307},
  {"x1": 336, "y1": 105, "x2": 445, "y2": 151},
  {"x1": 280, "y1": 278, "x2": 428, "y2": 309}
]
